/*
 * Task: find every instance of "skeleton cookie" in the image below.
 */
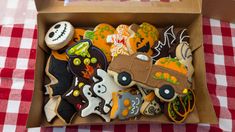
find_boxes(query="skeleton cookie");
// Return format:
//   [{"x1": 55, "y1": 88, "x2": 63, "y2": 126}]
[{"x1": 45, "y1": 21, "x2": 74, "y2": 50}]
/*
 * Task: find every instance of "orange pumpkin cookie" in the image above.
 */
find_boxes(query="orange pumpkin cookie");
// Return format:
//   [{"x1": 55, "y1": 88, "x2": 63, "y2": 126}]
[
  {"x1": 68, "y1": 28, "x2": 86, "y2": 46},
  {"x1": 84, "y1": 24, "x2": 115, "y2": 62},
  {"x1": 107, "y1": 24, "x2": 130, "y2": 58},
  {"x1": 127, "y1": 22, "x2": 159, "y2": 56}
]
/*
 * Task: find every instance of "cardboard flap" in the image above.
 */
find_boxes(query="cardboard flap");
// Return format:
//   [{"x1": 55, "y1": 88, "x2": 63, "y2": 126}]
[
  {"x1": 34, "y1": 0, "x2": 201, "y2": 13},
  {"x1": 203, "y1": 0, "x2": 235, "y2": 23}
]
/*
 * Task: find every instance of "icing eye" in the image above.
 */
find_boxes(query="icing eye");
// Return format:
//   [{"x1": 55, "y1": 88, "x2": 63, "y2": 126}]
[
  {"x1": 97, "y1": 90, "x2": 101, "y2": 93},
  {"x1": 87, "y1": 92, "x2": 91, "y2": 95},
  {"x1": 73, "y1": 58, "x2": 81, "y2": 66},
  {"x1": 84, "y1": 58, "x2": 90, "y2": 65},
  {"x1": 49, "y1": 32, "x2": 54, "y2": 38},
  {"x1": 54, "y1": 24, "x2": 61, "y2": 29},
  {"x1": 91, "y1": 57, "x2": 97, "y2": 64},
  {"x1": 73, "y1": 90, "x2": 80, "y2": 97},
  {"x1": 98, "y1": 85, "x2": 101, "y2": 88}
]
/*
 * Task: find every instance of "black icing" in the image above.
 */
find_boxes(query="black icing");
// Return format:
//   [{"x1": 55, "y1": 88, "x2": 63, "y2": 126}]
[
  {"x1": 57, "y1": 99, "x2": 77, "y2": 123},
  {"x1": 117, "y1": 72, "x2": 132, "y2": 86},
  {"x1": 159, "y1": 85, "x2": 175, "y2": 100},
  {"x1": 137, "y1": 42, "x2": 150, "y2": 53}
]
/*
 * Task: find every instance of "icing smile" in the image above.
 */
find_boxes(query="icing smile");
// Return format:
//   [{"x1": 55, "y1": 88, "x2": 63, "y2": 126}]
[
  {"x1": 52, "y1": 23, "x2": 67, "y2": 41},
  {"x1": 98, "y1": 84, "x2": 107, "y2": 93}
]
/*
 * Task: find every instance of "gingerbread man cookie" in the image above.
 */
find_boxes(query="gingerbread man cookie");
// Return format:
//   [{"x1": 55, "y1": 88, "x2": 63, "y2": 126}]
[
  {"x1": 45, "y1": 21, "x2": 74, "y2": 50},
  {"x1": 84, "y1": 23, "x2": 115, "y2": 62},
  {"x1": 91, "y1": 69, "x2": 123, "y2": 114},
  {"x1": 127, "y1": 23, "x2": 159, "y2": 55},
  {"x1": 106, "y1": 24, "x2": 130, "y2": 58},
  {"x1": 80, "y1": 85, "x2": 111, "y2": 122}
]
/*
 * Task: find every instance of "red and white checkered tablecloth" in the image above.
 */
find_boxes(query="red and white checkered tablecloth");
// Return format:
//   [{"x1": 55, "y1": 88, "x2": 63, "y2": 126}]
[{"x1": 0, "y1": 0, "x2": 235, "y2": 132}]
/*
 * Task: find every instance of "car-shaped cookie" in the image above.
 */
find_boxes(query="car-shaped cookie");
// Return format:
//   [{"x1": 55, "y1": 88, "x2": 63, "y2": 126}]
[{"x1": 108, "y1": 53, "x2": 190, "y2": 102}]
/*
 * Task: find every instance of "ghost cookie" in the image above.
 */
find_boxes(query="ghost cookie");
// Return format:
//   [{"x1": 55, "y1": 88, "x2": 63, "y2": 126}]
[
  {"x1": 127, "y1": 23, "x2": 159, "y2": 55},
  {"x1": 84, "y1": 23, "x2": 115, "y2": 62},
  {"x1": 45, "y1": 21, "x2": 74, "y2": 50},
  {"x1": 91, "y1": 69, "x2": 123, "y2": 114},
  {"x1": 80, "y1": 85, "x2": 111, "y2": 122},
  {"x1": 66, "y1": 39, "x2": 108, "y2": 81},
  {"x1": 138, "y1": 86, "x2": 161, "y2": 116},
  {"x1": 106, "y1": 24, "x2": 130, "y2": 58},
  {"x1": 151, "y1": 26, "x2": 177, "y2": 62},
  {"x1": 45, "y1": 54, "x2": 73, "y2": 97},
  {"x1": 110, "y1": 90, "x2": 142, "y2": 120}
]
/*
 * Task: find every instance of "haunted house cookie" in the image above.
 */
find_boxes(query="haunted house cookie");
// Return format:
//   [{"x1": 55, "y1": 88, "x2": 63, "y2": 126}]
[
  {"x1": 127, "y1": 23, "x2": 159, "y2": 55},
  {"x1": 80, "y1": 85, "x2": 111, "y2": 122},
  {"x1": 110, "y1": 90, "x2": 142, "y2": 120},
  {"x1": 84, "y1": 23, "x2": 115, "y2": 62},
  {"x1": 106, "y1": 24, "x2": 130, "y2": 58},
  {"x1": 66, "y1": 39, "x2": 108, "y2": 81},
  {"x1": 91, "y1": 69, "x2": 123, "y2": 114},
  {"x1": 45, "y1": 21, "x2": 74, "y2": 50}
]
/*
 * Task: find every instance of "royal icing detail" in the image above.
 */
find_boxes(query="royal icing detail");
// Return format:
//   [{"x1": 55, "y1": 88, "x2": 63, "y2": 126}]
[
  {"x1": 91, "y1": 69, "x2": 123, "y2": 114},
  {"x1": 80, "y1": 85, "x2": 111, "y2": 122},
  {"x1": 153, "y1": 72, "x2": 179, "y2": 85},
  {"x1": 84, "y1": 23, "x2": 115, "y2": 62},
  {"x1": 128, "y1": 23, "x2": 159, "y2": 55}
]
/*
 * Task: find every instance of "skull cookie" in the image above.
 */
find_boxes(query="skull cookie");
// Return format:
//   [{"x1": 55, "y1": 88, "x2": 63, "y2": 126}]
[{"x1": 45, "y1": 21, "x2": 74, "y2": 50}]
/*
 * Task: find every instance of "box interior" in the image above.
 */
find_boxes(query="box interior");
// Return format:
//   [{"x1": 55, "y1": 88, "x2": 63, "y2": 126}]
[{"x1": 26, "y1": 12, "x2": 217, "y2": 127}]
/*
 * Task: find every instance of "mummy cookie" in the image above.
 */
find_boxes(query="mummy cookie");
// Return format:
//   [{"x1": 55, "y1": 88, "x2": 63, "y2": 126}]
[
  {"x1": 107, "y1": 24, "x2": 130, "y2": 57},
  {"x1": 138, "y1": 86, "x2": 161, "y2": 116},
  {"x1": 151, "y1": 26, "x2": 176, "y2": 61},
  {"x1": 108, "y1": 53, "x2": 190, "y2": 102},
  {"x1": 84, "y1": 23, "x2": 115, "y2": 62},
  {"x1": 127, "y1": 23, "x2": 159, "y2": 55},
  {"x1": 66, "y1": 39, "x2": 108, "y2": 80},
  {"x1": 80, "y1": 85, "x2": 111, "y2": 122},
  {"x1": 45, "y1": 21, "x2": 74, "y2": 50},
  {"x1": 110, "y1": 90, "x2": 142, "y2": 120},
  {"x1": 44, "y1": 96, "x2": 59, "y2": 122},
  {"x1": 91, "y1": 69, "x2": 123, "y2": 114},
  {"x1": 45, "y1": 55, "x2": 73, "y2": 97},
  {"x1": 56, "y1": 96, "x2": 77, "y2": 124}
]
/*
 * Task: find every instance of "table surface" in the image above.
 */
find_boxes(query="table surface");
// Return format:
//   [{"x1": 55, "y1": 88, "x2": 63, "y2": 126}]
[{"x1": 0, "y1": 0, "x2": 235, "y2": 132}]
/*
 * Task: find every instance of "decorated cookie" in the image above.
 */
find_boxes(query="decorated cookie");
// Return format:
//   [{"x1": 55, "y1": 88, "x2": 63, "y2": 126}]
[
  {"x1": 151, "y1": 26, "x2": 176, "y2": 61},
  {"x1": 110, "y1": 90, "x2": 142, "y2": 120},
  {"x1": 44, "y1": 96, "x2": 59, "y2": 122},
  {"x1": 80, "y1": 85, "x2": 111, "y2": 122},
  {"x1": 45, "y1": 21, "x2": 74, "y2": 50},
  {"x1": 91, "y1": 69, "x2": 123, "y2": 114},
  {"x1": 127, "y1": 23, "x2": 159, "y2": 55},
  {"x1": 108, "y1": 53, "x2": 190, "y2": 102},
  {"x1": 180, "y1": 88, "x2": 195, "y2": 113},
  {"x1": 56, "y1": 96, "x2": 77, "y2": 124},
  {"x1": 106, "y1": 24, "x2": 130, "y2": 58},
  {"x1": 66, "y1": 39, "x2": 108, "y2": 81},
  {"x1": 138, "y1": 86, "x2": 161, "y2": 116},
  {"x1": 84, "y1": 23, "x2": 115, "y2": 62},
  {"x1": 45, "y1": 55, "x2": 73, "y2": 97},
  {"x1": 68, "y1": 28, "x2": 86, "y2": 46}
]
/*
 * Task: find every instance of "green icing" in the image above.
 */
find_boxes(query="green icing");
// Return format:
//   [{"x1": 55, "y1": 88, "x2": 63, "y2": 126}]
[
  {"x1": 85, "y1": 31, "x2": 95, "y2": 40},
  {"x1": 153, "y1": 75, "x2": 180, "y2": 85},
  {"x1": 67, "y1": 41, "x2": 91, "y2": 58}
]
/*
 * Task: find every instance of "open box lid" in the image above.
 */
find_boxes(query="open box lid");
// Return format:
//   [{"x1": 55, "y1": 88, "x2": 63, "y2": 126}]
[
  {"x1": 202, "y1": 0, "x2": 235, "y2": 23},
  {"x1": 34, "y1": 0, "x2": 202, "y2": 13}
]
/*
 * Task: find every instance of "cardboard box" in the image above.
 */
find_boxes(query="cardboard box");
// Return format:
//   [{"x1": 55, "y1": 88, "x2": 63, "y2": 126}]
[{"x1": 27, "y1": 0, "x2": 218, "y2": 127}]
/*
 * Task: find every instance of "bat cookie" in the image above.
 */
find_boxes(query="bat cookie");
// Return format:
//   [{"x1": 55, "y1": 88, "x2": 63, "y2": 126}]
[
  {"x1": 66, "y1": 39, "x2": 108, "y2": 81},
  {"x1": 127, "y1": 22, "x2": 159, "y2": 55},
  {"x1": 106, "y1": 24, "x2": 130, "y2": 58},
  {"x1": 84, "y1": 23, "x2": 115, "y2": 62},
  {"x1": 45, "y1": 21, "x2": 74, "y2": 50},
  {"x1": 91, "y1": 69, "x2": 123, "y2": 114},
  {"x1": 80, "y1": 85, "x2": 111, "y2": 122},
  {"x1": 110, "y1": 90, "x2": 142, "y2": 120}
]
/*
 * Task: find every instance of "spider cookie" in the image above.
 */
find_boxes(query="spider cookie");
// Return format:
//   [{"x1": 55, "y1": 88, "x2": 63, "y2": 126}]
[
  {"x1": 45, "y1": 21, "x2": 74, "y2": 50},
  {"x1": 106, "y1": 24, "x2": 130, "y2": 58},
  {"x1": 66, "y1": 39, "x2": 108, "y2": 81},
  {"x1": 84, "y1": 23, "x2": 115, "y2": 62},
  {"x1": 80, "y1": 85, "x2": 111, "y2": 122},
  {"x1": 110, "y1": 90, "x2": 142, "y2": 120},
  {"x1": 91, "y1": 69, "x2": 123, "y2": 114},
  {"x1": 127, "y1": 23, "x2": 159, "y2": 55}
]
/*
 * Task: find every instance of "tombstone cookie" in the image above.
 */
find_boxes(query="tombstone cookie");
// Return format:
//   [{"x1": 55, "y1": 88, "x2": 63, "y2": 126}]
[
  {"x1": 80, "y1": 85, "x2": 111, "y2": 122},
  {"x1": 45, "y1": 21, "x2": 74, "y2": 50},
  {"x1": 106, "y1": 24, "x2": 130, "y2": 58},
  {"x1": 66, "y1": 39, "x2": 108, "y2": 81},
  {"x1": 84, "y1": 23, "x2": 115, "y2": 62},
  {"x1": 91, "y1": 69, "x2": 123, "y2": 114},
  {"x1": 151, "y1": 26, "x2": 176, "y2": 62},
  {"x1": 110, "y1": 90, "x2": 142, "y2": 120},
  {"x1": 127, "y1": 23, "x2": 159, "y2": 55}
]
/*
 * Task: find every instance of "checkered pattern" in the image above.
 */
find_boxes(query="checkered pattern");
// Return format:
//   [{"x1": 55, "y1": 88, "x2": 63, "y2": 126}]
[{"x1": 0, "y1": 0, "x2": 235, "y2": 132}]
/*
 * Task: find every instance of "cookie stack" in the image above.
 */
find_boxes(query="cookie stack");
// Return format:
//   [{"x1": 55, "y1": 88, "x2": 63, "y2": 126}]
[{"x1": 43, "y1": 21, "x2": 195, "y2": 124}]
